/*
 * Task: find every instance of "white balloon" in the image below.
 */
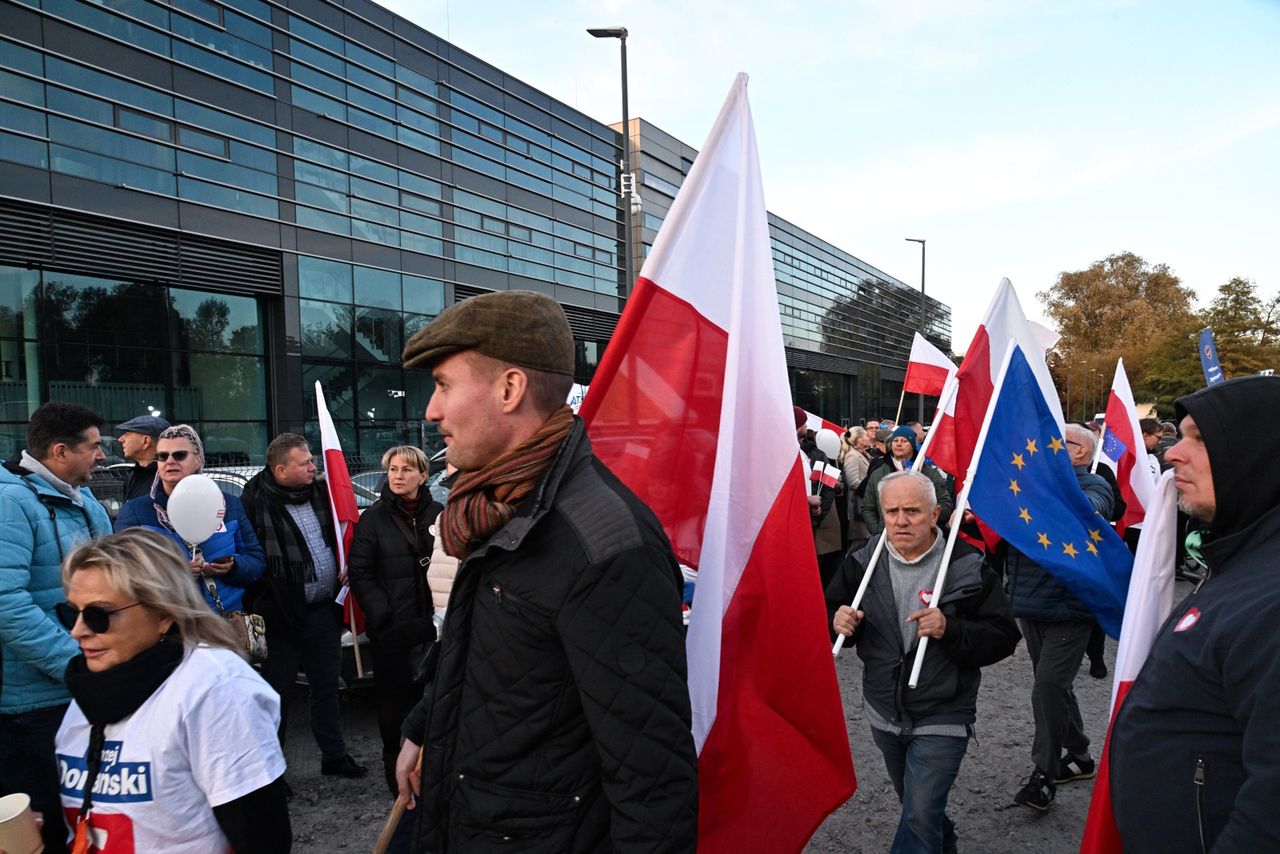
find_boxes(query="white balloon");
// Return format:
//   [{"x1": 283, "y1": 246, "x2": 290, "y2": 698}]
[
  {"x1": 815, "y1": 428, "x2": 841, "y2": 461},
  {"x1": 167, "y1": 474, "x2": 226, "y2": 545}
]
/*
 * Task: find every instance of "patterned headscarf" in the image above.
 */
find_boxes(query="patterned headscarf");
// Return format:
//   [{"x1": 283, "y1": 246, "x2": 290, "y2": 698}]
[{"x1": 151, "y1": 425, "x2": 207, "y2": 536}]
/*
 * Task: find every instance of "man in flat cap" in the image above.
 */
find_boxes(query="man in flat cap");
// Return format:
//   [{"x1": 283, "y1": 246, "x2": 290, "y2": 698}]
[
  {"x1": 1109, "y1": 375, "x2": 1280, "y2": 852},
  {"x1": 114, "y1": 414, "x2": 169, "y2": 502},
  {"x1": 394, "y1": 291, "x2": 698, "y2": 852}
]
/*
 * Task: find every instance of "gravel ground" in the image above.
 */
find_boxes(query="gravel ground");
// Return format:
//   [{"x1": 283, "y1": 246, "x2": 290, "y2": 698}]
[{"x1": 286, "y1": 579, "x2": 1191, "y2": 852}]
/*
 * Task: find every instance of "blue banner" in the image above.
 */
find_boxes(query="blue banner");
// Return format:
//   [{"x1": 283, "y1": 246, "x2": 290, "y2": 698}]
[
  {"x1": 968, "y1": 347, "x2": 1134, "y2": 637},
  {"x1": 1199, "y1": 327, "x2": 1224, "y2": 385}
]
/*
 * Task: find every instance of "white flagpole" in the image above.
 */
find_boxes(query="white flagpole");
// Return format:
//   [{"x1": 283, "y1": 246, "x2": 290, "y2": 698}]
[
  {"x1": 833, "y1": 373, "x2": 960, "y2": 656},
  {"x1": 907, "y1": 339, "x2": 1018, "y2": 688}
]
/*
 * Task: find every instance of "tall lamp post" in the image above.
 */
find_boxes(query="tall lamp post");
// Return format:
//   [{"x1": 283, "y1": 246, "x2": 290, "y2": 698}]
[
  {"x1": 587, "y1": 27, "x2": 635, "y2": 297},
  {"x1": 905, "y1": 237, "x2": 926, "y2": 422}
]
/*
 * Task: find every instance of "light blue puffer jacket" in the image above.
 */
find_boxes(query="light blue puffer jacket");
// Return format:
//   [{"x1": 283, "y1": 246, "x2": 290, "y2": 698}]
[{"x1": 0, "y1": 462, "x2": 112, "y2": 714}]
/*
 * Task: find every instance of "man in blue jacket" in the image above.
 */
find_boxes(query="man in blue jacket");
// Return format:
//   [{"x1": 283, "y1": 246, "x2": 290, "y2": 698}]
[
  {"x1": 0, "y1": 401, "x2": 112, "y2": 854},
  {"x1": 1110, "y1": 375, "x2": 1280, "y2": 852},
  {"x1": 1006, "y1": 422, "x2": 1113, "y2": 812}
]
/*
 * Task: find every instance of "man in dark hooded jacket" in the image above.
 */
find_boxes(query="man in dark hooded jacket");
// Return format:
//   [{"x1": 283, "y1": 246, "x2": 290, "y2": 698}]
[{"x1": 1109, "y1": 375, "x2": 1280, "y2": 852}]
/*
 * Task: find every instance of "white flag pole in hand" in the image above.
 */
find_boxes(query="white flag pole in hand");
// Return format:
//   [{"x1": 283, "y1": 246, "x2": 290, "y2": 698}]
[
  {"x1": 833, "y1": 374, "x2": 960, "y2": 656},
  {"x1": 908, "y1": 340, "x2": 1017, "y2": 688}
]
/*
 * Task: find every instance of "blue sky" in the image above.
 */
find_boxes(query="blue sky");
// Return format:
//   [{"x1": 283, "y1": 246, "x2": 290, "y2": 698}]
[{"x1": 379, "y1": 0, "x2": 1280, "y2": 353}]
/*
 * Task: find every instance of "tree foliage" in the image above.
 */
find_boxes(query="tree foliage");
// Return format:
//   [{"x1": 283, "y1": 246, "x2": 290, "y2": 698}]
[{"x1": 1039, "y1": 253, "x2": 1277, "y2": 418}]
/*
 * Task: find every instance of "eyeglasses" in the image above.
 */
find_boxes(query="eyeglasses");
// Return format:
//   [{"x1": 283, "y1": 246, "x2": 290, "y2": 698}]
[
  {"x1": 155, "y1": 450, "x2": 191, "y2": 462},
  {"x1": 55, "y1": 601, "x2": 143, "y2": 633}
]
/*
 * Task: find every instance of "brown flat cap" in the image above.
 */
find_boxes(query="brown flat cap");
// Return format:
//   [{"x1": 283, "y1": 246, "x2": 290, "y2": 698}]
[{"x1": 401, "y1": 290, "x2": 575, "y2": 375}]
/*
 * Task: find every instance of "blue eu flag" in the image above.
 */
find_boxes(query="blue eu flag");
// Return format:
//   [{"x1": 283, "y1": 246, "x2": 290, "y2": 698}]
[{"x1": 968, "y1": 347, "x2": 1133, "y2": 637}]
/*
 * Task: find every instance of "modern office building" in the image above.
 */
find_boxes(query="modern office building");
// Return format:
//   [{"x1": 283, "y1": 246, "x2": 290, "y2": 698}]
[
  {"x1": 627, "y1": 119, "x2": 952, "y2": 423},
  {"x1": 0, "y1": 0, "x2": 949, "y2": 466}
]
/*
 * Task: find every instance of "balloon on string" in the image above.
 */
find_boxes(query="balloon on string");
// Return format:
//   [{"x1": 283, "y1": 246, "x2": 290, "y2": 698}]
[
  {"x1": 815, "y1": 428, "x2": 841, "y2": 461},
  {"x1": 167, "y1": 474, "x2": 226, "y2": 545}
]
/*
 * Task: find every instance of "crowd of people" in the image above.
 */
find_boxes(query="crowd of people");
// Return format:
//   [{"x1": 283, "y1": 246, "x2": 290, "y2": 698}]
[{"x1": 0, "y1": 289, "x2": 1277, "y2": 853}]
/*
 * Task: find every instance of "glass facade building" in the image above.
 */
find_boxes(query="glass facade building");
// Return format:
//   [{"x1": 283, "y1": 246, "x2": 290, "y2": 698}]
[
  {"x1": 630, "y1": 119, "x2": 952, "y2": 424},
  {"x1": 0, "y1": 0, "x2": 950, "y2": 465}
]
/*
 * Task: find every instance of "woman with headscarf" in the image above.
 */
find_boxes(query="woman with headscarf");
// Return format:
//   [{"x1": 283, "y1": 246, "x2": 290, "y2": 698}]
[
  {"x1": 860, "y1": 425, "x2": 954, "y2": 535},
  {"x1": 54, "y1": 529, "x2": 289, "y2": 852},
  {"x1": 114, "y1": 424, "x2": 266, "y2": 616}
]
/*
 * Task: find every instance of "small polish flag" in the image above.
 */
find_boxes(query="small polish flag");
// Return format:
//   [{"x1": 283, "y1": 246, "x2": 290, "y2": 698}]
[
  {"x1": 1099, "y1": 358, "x2": 1156, "y2": 536},
  {"x1": 903, "y1": 332, "x2": 956, "y2": 398}
]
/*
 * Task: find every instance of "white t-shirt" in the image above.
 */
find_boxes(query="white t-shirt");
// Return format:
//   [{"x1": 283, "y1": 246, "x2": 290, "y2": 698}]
[{"x1": 55, "y1": 645, "x2": 285, "y2": 854}]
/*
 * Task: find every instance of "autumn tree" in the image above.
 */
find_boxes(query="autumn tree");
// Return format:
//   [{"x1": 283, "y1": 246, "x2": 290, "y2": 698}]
[{"x1": 1038, "y1": 252, "x2": 1197, "y2": 419}]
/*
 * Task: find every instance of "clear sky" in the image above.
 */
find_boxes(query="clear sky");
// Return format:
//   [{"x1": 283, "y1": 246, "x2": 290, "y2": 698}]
[{"x1": 378, "y1": 0, "x2": 1280, "y2": 353}]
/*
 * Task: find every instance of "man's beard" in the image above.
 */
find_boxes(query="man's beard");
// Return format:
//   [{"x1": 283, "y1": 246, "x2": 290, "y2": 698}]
[{"x1": 1176, "y1": 495, "x2": 1214, "y2": 524}]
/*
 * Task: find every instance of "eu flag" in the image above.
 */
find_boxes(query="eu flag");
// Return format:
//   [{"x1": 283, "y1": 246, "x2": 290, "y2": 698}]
[
  {"x1": 1101, "y1": 428, "x2": 1128, "y2": 462},
  {"x1": 968, "y1": 347, "x2": 1133, "y2": 637}
]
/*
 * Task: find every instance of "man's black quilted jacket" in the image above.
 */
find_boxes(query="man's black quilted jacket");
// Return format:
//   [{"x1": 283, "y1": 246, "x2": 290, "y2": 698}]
[{"x1": 403, "y1": 418, "x2": 698, "y2": 852}]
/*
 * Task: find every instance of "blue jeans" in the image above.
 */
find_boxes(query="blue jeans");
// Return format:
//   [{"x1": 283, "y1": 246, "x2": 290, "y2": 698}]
[
  {"x1": 0, "y1": 704, "x2": 71, "y2": 854},
  {"x1": 871, "y1": 727, "x2": 969, "y2": 854}
]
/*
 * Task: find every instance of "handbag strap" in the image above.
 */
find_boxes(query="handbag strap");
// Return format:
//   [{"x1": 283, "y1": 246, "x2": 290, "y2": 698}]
[{"x1": 201, "y1": 570, "x2": 229, "y2": 616}]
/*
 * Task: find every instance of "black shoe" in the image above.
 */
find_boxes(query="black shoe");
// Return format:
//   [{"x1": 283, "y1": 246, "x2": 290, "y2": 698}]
[
  {"x1": 1055, "y1": 753, "x2": 1097, "y2": 783},
  {"x1": 321, "y1": 754, "x2": 368, "y2": 778},
  {"x1": 1089, "y1": 658, "x2": 1108, "y2": 679},
  {"x1": 1014, "y1": 767, "x2": 1055, "y2": 812}
]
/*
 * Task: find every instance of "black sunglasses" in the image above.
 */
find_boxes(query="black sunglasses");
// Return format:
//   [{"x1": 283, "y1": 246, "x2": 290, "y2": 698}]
[
  {"x1": 155, "y1": 450, "x2": 191, "y2": 462},
  {"x1": 55, "y1": 601, "x2": 143, "y2": 633}
]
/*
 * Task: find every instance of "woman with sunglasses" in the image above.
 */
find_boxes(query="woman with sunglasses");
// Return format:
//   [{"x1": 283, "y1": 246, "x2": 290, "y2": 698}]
[
  {"x1": 114, "y1": 425, "x2": 266, "y2": 616},
  {"x1": 53, "y1": 528, "x2": 289, "y2": 852}
]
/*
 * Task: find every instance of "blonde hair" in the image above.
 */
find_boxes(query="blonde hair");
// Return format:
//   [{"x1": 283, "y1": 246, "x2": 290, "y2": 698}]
[
  {"x1": 62, "y1": 529, "x2": 243, "y2": 656},
  {"x1": 381, "y1": 444, "x2": 430, "y2": 472},
  {"x1": 840, "y1": 426, "x2": 868, "y2": 466}
]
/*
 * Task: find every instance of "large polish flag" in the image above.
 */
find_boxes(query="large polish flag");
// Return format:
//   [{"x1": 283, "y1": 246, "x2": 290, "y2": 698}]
[
  {"x1": 1079, "y1": 469, "x2": 1178, "y2": 853},
  {"x1": 579, "y1": 74, "x2": 855, "y2": 851},
  {"x1": 1098, "y1": 358, "x2": 1156, "y2": 536},
  {"x1": 316, "y1": 382, "x2": 364, "y2": 639},
  {"x1": 903, "y1": 331, "x2": 956, "y2": 399},
  {"x1": 929, "y1": 279, "x2": 1063, "y2": 483}
]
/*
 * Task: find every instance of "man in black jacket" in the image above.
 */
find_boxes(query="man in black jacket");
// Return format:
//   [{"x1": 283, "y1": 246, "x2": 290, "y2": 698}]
[
  {"x1": 112, "y1": 414, "x2": 169, "y2": 502},
  {"x1": 1109, "y1": 375, "x2": 1280, "y2": 852},
  {"x1": 240, "y1": 433, "x2": 366, "y2": 780},
  {"x1": 829, "y1": 470, "x2": 1019, "y2": 854},
  {"x1": 394, "y1": 291, "x2": 698, "y2": 853}
]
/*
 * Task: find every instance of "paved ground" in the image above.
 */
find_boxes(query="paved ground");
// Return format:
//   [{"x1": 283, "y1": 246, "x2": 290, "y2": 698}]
[{"x1": 285, "y1": 580, "x2": 1191, "y2": 851}]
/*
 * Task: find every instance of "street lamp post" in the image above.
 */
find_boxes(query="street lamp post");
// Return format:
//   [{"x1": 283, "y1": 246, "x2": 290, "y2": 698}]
[
  {"x1": 905, "y1": 238, "x2": 926, "y2": 422},
  {"x1": 588, "y1": 27, "x2": 634, "y2": 297}
]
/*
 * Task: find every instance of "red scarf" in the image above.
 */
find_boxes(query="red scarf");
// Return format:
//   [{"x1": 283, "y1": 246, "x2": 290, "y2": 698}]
[{"x1": 439, "y1": 406, "x2": 574, "y2": 559}]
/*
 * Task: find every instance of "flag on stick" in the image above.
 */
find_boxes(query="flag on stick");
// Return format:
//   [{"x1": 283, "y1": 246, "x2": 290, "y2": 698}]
[
  {"x1": 966, "y1": 348, "x2": 1134, "y2": 638},
  {"x1": 928, "y1": 279, "x2": 1063, "y2": 482},
  {"x1": 1098, "y1": 358, "x2": 1156, "y2": 536},
  {"x1": 579, "y1": 73, "x2": 855, "y2": 852},
  {"x1": 802, "y1": 408, "x2": 843, "y2": 436},
  {"x1": 903, "y1": 332, "x2": 957, "y2": 398},
  {"x1": 1079, "y1": 469, "x2": 1178, "y2": 853},
  {"x1": 316, "y1": 381, "x2": 364, "y2": 674}
]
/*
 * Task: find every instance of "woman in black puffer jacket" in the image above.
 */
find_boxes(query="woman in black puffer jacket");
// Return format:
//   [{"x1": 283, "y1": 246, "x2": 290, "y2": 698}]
[{"x1": 348, "y1": 445, "x2": 442, "y2": 796}]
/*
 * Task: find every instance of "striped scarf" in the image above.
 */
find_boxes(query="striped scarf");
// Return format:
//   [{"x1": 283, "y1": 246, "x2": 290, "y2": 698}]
[{"x1": 439, "y1": 406, "x2": 574, "y2": 560}]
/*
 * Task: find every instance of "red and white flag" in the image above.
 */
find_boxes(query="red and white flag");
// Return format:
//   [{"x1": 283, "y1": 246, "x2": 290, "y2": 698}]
[
  {"x1": 315, "y1": 381, "x2": 363, "y2": 637},
  {"x1": 579, "y1": 74, "x2": 855, "y2": 851},
  {"x1": 903, "y1": 332, "x2": 956, "y2": 398},
  {"x1": 1080, "y1": 469, "x2": 1178, "y2": 853},
  {"x1": 802, "y1": 408, "x2": 843, "y2": 436},
  {"x1": 929, "y1": 279, "x2": 1063, "y2": 482},
  {"x1": 1098, "y1": 358, "x2": 1155, "y2": 536}
]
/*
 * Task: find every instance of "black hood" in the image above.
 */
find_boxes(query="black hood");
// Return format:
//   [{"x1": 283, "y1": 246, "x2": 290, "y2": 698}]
[{"x1": 1174, "y1": 375, "x2": 1280, "y2": 538}]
